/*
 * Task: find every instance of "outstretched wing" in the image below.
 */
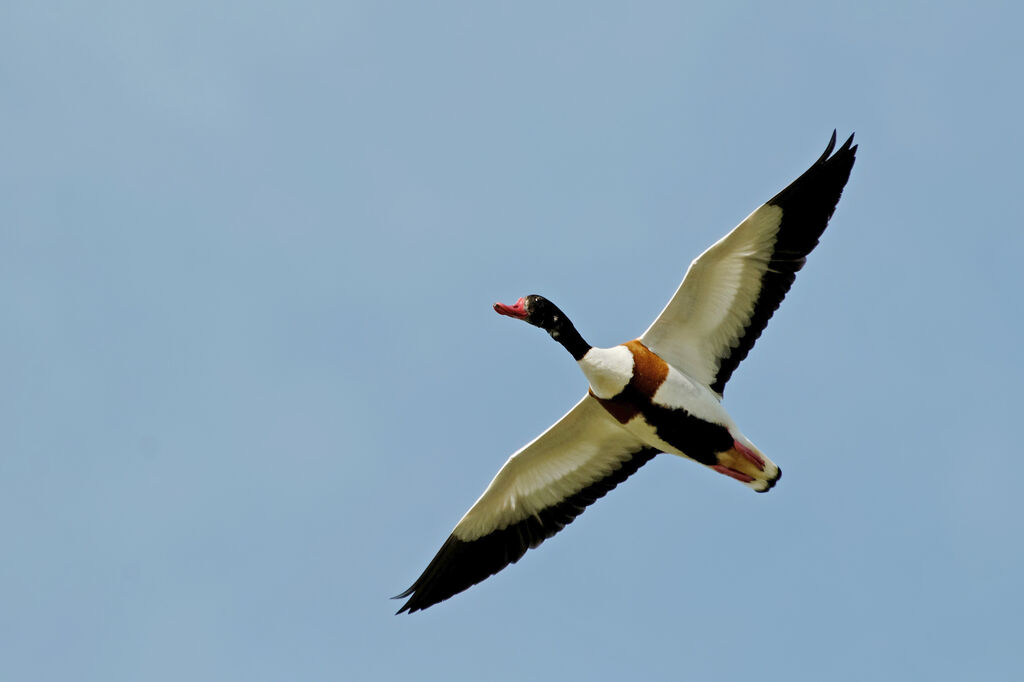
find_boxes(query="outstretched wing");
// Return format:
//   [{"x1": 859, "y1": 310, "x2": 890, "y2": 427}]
[
  {"x1": 396, "y1": 395, "x2": 657, "y2": 613},
  {"x1": 640, "y1": 131, "x2": 857, "y2": 395}
]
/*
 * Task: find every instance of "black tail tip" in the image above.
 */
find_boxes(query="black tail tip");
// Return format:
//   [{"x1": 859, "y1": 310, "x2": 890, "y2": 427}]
[{"x1": 757, "y1": 465, "x2": 781, "y2": 493}]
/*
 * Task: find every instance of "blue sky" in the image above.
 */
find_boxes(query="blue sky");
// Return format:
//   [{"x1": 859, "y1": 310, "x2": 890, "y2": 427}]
[{"x1": 3, "y1": 1, "x2": 1022, "y2": 680}]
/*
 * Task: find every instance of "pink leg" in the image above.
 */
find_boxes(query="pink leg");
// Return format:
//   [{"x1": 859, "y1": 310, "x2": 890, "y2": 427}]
[
  {"x1": 712, "y1": 465, "x2": 754, "y2": 483},
  {"x1": 733, "y1": 440, "x2": 765, "y2": 470}
]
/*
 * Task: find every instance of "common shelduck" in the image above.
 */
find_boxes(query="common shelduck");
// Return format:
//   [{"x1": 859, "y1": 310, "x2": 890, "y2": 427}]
[{"x1": 396, "y1": 132, "x2": 857, "y2": 613}]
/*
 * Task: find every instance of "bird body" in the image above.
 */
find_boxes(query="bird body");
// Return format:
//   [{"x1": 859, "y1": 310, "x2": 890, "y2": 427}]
[
  {"x1": 396, "y1": 132, "x2": 857, "y2": 613},
  {"x1": 581, "y1": 340, "x2": 777, "y2": 491}
]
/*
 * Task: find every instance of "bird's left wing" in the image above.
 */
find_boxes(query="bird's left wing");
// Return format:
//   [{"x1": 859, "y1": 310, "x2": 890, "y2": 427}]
[
  {"x1": 395, "y1": 395, "x2": 657, "y2": 613},
  {"x1": 640, "y1": 132, "x2": 857, "y2": 395}
]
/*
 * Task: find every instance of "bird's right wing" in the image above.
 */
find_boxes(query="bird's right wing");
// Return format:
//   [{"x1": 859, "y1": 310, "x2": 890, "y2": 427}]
[{"x1": 395, "y1": 395, "x2": 658, "y2": 613}]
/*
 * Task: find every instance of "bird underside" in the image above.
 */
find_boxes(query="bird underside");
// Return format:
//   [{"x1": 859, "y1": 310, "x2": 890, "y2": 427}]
[{"x1": 605, "y1": 406, "x2": 781, "y2": 493}]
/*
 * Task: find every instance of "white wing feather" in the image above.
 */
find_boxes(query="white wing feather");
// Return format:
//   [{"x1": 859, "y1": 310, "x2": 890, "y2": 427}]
[
  {"x1": 453, "y1": 395, "x2": 649, "y2": 541},
  {"x1": 640, "y1": 204, "x2": 783, "y2": 391}
]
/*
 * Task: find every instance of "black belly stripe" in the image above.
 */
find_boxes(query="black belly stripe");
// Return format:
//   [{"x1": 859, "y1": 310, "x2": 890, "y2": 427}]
[{"x1": 640, "y1": 403, "x2": 732, "y2": 465}]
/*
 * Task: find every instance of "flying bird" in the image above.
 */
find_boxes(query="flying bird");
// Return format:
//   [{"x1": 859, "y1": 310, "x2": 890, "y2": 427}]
[{"x1": 396, "y1": 132, "x2": 857, "y2": 613}]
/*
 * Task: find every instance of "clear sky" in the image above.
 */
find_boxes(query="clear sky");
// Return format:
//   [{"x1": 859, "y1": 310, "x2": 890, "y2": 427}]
[{"x1": 3, "y1": 2, "x2": 1022, "y2": 680}]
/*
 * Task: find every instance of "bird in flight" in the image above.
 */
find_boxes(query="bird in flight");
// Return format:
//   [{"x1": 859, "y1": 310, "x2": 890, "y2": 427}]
[{"x1": 396, "y1": 132, "x2": 857, "y2": 613}]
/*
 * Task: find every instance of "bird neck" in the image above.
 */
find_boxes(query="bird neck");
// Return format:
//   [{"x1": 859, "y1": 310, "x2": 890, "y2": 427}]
[{"x1": 547, "y1": 317, "x2": 590, "y2": 361}]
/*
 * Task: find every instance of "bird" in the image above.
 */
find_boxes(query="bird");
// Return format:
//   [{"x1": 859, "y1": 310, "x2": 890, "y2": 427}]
[{"x1": 395, "y1": 131, "x2": 857, "y2": 614}]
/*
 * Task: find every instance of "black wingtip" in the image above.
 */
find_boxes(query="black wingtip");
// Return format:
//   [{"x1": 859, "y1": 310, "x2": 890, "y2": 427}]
[
  {"x1": 814, "y1": 129, "x2": 859, "y2": 165},
  {"x1": 815, "y1": 130, "x2": 838, "y2": 164},
  {"x1": 392, "y1": 587, "x2": 417, "y2": 615}
]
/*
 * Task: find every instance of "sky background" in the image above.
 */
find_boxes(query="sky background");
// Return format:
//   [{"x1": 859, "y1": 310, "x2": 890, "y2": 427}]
[{"x1": 3, "y1": 2, "x2": 1022, "y2": 680}]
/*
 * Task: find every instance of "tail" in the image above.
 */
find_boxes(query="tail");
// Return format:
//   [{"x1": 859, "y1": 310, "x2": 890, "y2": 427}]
[{"x1": 711, "y1": 439, "x2": 781, "y2": 493}]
